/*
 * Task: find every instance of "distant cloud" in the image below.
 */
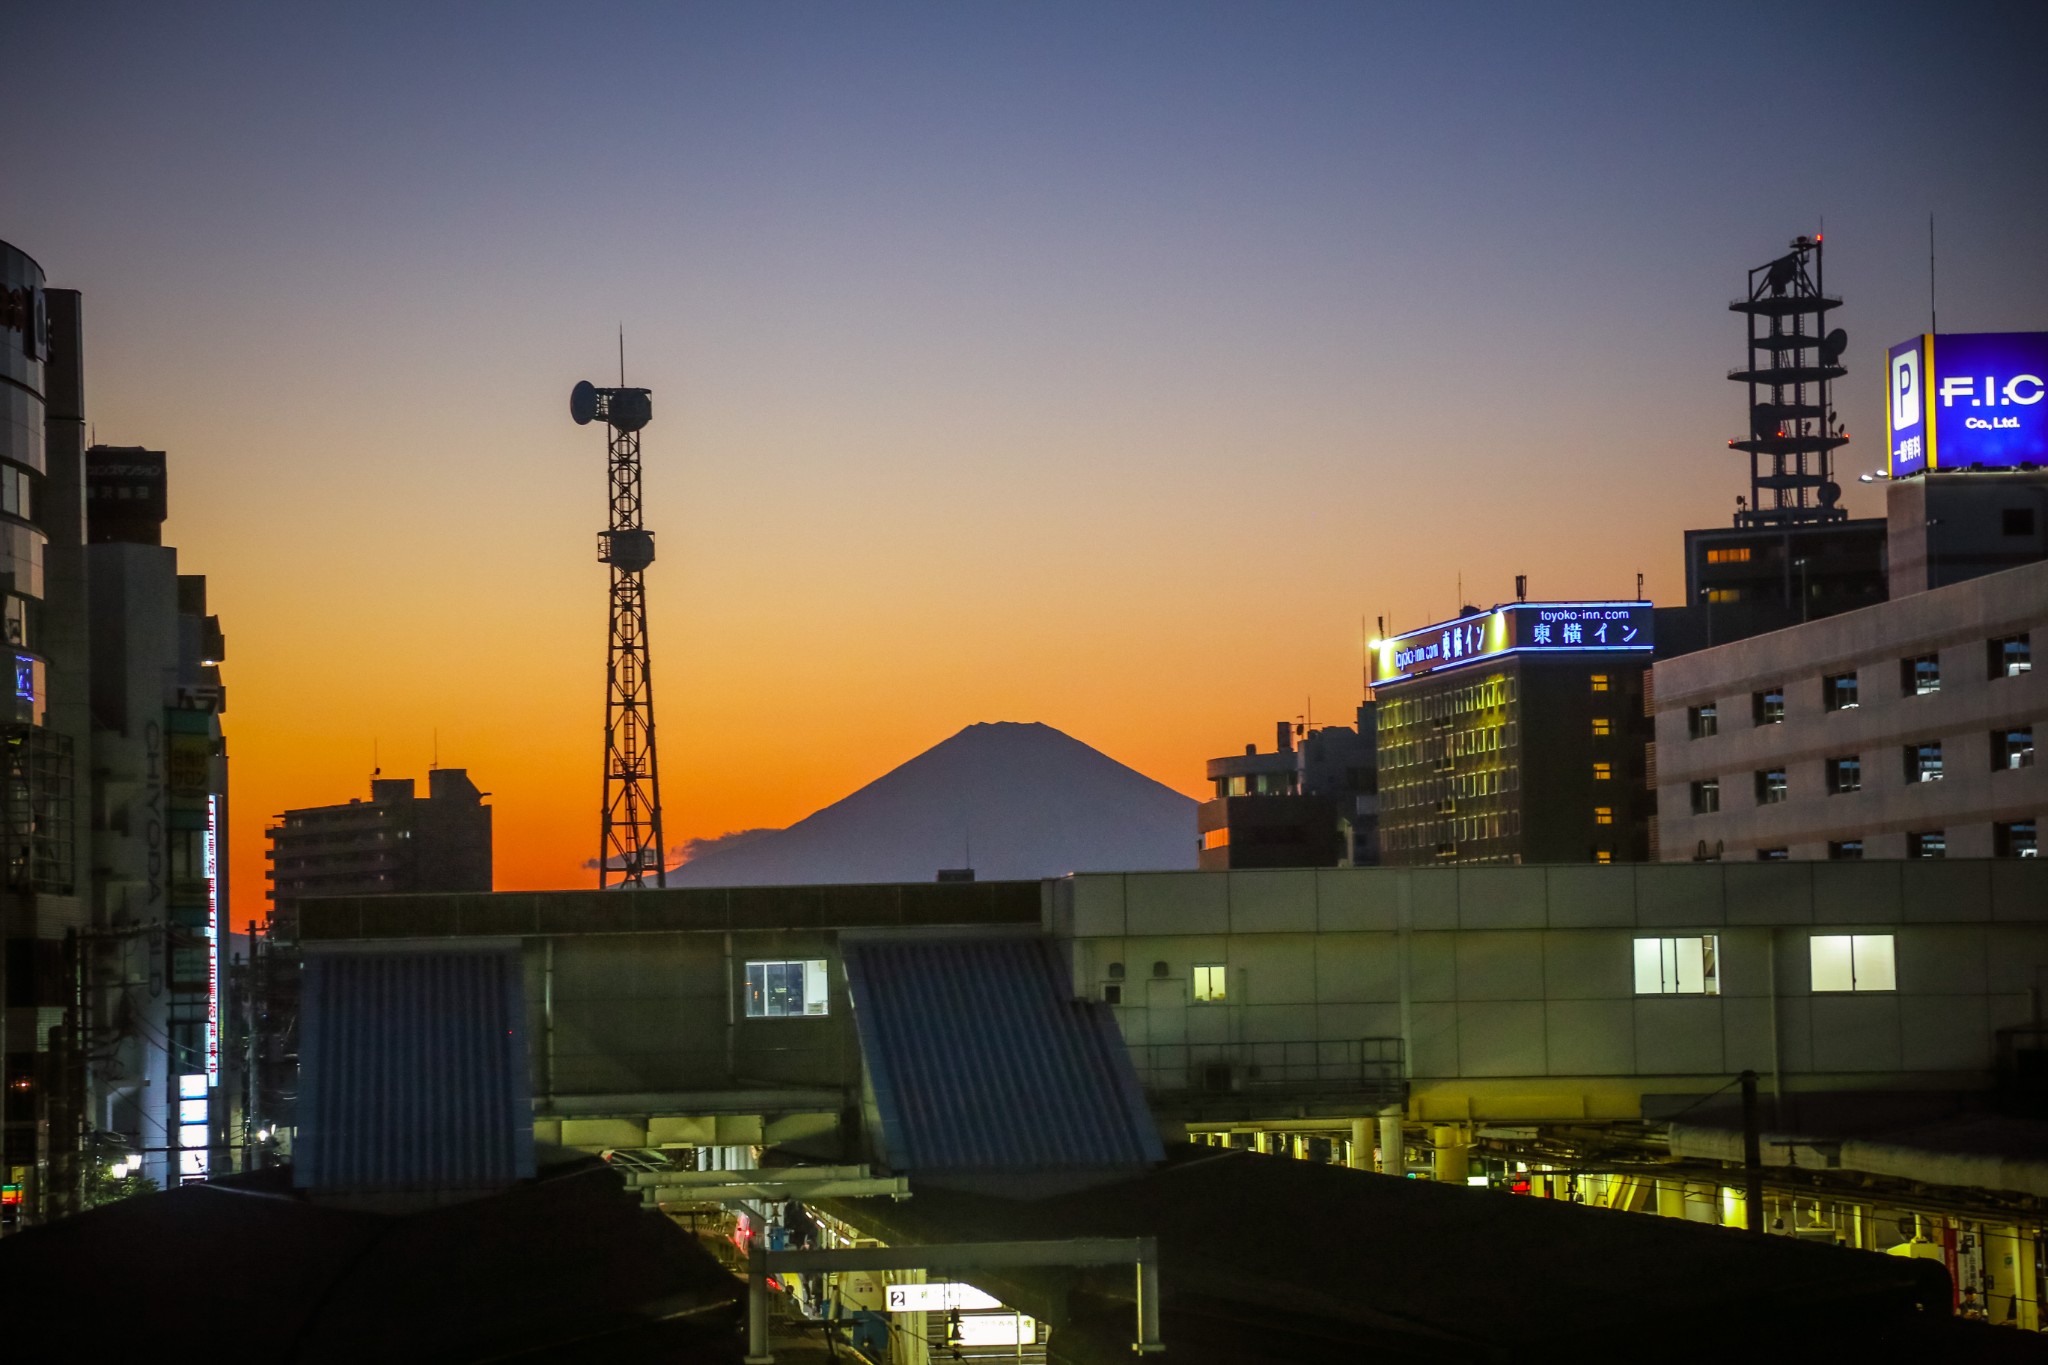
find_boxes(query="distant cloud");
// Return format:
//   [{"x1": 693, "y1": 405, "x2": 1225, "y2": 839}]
[
  {"x1": 579, "y1": 827, "x2": 781, "y2": 873},
  {"x1": 670, "y1": 827, "x2": 780, "y2": 868}
]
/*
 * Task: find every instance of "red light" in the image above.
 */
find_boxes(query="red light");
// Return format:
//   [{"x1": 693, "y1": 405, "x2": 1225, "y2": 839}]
[{"x1": 1815, "y1": 233, "x2": 1823, "y2": 242}]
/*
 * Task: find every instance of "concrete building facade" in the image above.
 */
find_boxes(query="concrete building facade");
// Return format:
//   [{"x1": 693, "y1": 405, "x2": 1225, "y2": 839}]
[{"x1": 1652, "y1": 559, "x2": 2044, "y2": 863}]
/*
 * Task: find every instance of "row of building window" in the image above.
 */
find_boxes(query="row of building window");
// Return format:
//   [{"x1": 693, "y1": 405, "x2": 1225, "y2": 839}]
[
  {"x1": 1689, "y1": 729, "x2": 2035, "y2": 815},
  {"x1": 1635, "y1": 934, "x2": 1898, "y2": 994},
  {"x1": 1687, "y1": 635, "x2": 2033, "y2": 738},
  {"x1": 1754, "y1": 821, "x2": 2039, "y2": 861}
]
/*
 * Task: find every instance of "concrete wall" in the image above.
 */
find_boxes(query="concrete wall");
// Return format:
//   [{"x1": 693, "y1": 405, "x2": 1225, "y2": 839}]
[
  {"x1": 1654, "y1": 558, "x2": 2047, "y2": 860},
  {"x1": 1050, "y1": 864, "x2": 2048, "y2": 1122}
]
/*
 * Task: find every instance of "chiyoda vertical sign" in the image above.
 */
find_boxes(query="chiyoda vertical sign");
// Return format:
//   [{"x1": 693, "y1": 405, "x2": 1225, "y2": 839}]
[{"x1": 204, "y1": 794, "x2": 220, "y2": 1088}]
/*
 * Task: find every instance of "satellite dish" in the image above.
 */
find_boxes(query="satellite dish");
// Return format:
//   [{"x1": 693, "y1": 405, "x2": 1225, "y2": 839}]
[
  {"x1": 1821, "y1": 328, "x2": 1848, "y2": 360},
  {"x1": 1819, "y1": 480, "x2": 1841, "y2": 506},
  {"x1": 608, "y1": 389, "x2": 652, "y2": 433},
  {"x1": 570, "y1": 380, "x2": 599, "y2": 426}
]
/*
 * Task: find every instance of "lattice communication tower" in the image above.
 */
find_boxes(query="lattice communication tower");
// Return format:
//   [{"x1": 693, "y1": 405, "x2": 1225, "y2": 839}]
[
  {"x1": 571, "y1": 376, "x2": 666, "y2": 889},
  {"x1": 1727, "y1": 234, "x2": 1849, "y2": 526}
]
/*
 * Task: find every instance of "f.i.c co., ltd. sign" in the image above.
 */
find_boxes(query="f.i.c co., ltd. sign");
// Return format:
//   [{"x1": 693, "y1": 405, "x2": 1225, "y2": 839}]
[{"x1": 1888, "y1": 332, "x2": 2048, "y2": 476}]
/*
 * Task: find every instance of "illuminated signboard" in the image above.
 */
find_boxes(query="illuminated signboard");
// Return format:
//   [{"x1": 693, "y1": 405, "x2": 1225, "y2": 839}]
[
  {"x1": 1369, "y1": 602, "x2": 1654, "y2": 688},
  {"x1": 1888, "y1": 332, "x2": 2048, "y2": 476},
  {"x1": 205, "y1": 795, "x2": 220, "y2": 1088},
  {"x1": 886, "y1": 1283, "x2": 1004, "y2": 1313}
]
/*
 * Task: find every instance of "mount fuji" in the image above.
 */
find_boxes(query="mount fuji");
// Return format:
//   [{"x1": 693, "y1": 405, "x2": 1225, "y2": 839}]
[{"x1": 666, "y1": 721, "x2": 1197, "y2": 886}]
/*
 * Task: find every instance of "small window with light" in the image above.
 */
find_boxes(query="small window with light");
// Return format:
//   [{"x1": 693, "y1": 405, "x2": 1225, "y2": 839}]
[
  {"x1": 1990, "y1": 634, "x2": 2032, "y2": 679},
  {"x1": 1634, "y1": 936, "x2": 1719, "y2": 995},
  {"x1": 1810, "y1": 935, "x2": 1895, "y2": 993},
  {"x1": 1901, "y1": 654, "x2": 1940, "y2": 695},
  {"x1": 1592, "y1": 717, "x2": 1611, "y2": 737},
  {"x1": 744, "y1": 960, "x2": 830, "y2": 1018},
  {"x1": 1688, "y1": 704, "x2": 1718, "y2": 739},
  {"x1": 1823, "y1": 673, "x2": 1859, "y2": 711},
  {"x1": 1590, "y1": 674, "x2": 1610, "y2": 694},
  {"x1": 1753, "y1": 687, "x2": 1785, "y2": 725},
  {"x1": 1192, "y1": 964, "x2": 1227, "y2": 1002}
]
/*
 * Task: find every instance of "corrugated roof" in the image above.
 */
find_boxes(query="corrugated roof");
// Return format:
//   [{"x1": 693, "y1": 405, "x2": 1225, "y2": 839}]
[
  {"x1": 840, "y1": 934, "x2": 1162, "y2": 1175},
  {"x1": 297, "y1": 945, "x2": 535, "y2": 1193}
]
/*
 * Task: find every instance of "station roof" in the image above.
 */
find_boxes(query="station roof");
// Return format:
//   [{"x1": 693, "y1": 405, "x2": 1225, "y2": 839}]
[
  {"x1": 820, "y1": 1144, "x2": 2032, "y2": 1363},
  {"x1": 841, "y1": 933, "x2": 1162, "y2": 1182}
]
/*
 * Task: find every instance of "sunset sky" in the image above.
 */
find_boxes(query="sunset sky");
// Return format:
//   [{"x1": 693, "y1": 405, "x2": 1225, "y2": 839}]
[{"x1": 8, "y1": 2, "x2": 2047, "y2": 910}]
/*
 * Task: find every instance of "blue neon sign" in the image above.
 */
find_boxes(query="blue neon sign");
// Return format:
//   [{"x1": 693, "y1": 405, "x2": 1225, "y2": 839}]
[
  {"x1": 1888, "y1": 332, "x2": 2048, "y2": 476},
  {"x1": 1371, "y1": 602, "x2": 1654, "y2": 687}
]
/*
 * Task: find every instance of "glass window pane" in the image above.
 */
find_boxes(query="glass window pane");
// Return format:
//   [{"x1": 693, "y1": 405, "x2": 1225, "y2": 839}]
[
  {"x1": 1634, "y1": 938, "x2": 1663, "y2": 994},
  {"x1": 1674, "y1": 938, "x2": 1705, "y2": 995},
  {"x1": 804, "y1": 959, "x2": 829, "y2": 1015},
  {"x1": 1810, "y1": 936, "x2": 1855, "y2": 992},
  {"x1": 1852, "y1": 935, "x2": 1897, "y2": 992},
  {"x1": 745, "y1": 962, "x2": 767, "y2": 1017}
]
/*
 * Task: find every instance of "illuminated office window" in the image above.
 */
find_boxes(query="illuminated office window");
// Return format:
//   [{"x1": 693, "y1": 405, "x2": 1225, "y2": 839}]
[
  {"x1": 1706, "y1": 588, "x2": 1742, "y2": 604},
  {"x1": 1591, "y1": 717, "x2": 1611, "y2": 737},
  {"x1": 1192, "y1": 964, "x2": 1227, "y2": 1002},
  {"x1": 1590, "y1": 674, "x2": 1610, "y2": 693},
  {"x1": 1633, "y1": 936, "x2": 1719, "y2": 995},
  {"x1": 744, "y1": 960, "x2": 830, "y2": 1017},
  {"x1": 1705, "y1": 547, "x2": 1751, "y2": 564},
  {"x1": 1593, "y1": 806, "x2": 1613, "y2": 826},
  {"x1": 1753, "y1": 687, "x2": 1784, "y2": 725},
  {"x1": 1990, "y1": 634, "x2": 2032, "y2": 678},
  {"x1": 1823, "y1": 673, "x2": 1859, "y2": 711},
  {"x1": 1593, "y1": 849, "x2": 1612, "y2": 865},
  {"x1": 1755, "y1": 769, "x2": 1787, "y2": 804},
  {"x1": 1826, "y1": 756, "x2": 1860, "y2": 794},
  {"x1": 1809, "y1": 935, "x2": 1895, "y2": 993},
  {"x1": 1688, "y1": 704, "x2": 1717, "y2": 739},
  {"x1": 1908, "y1": 830, "x2": 1946, "y2": 860},
  {"x1": 1592, "y1": 762, "x2": 1612, "y2": 781},
  {"x1": 1996, "y1": 821, "x2": 2038, "y2": 859}
]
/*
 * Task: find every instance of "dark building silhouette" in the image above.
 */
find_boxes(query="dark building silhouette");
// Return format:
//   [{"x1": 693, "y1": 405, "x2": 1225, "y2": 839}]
[
  {"x1": 1196, "y1": 711, "x2": 1378, "y2": 870},
  {"x1": 266, "y1": 769, "x2": 493, "y2": 916}
]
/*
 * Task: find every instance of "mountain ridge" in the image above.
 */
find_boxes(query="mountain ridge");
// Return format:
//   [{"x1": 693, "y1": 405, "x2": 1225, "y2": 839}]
[{"x1": 665, "y1": 721, "x2": 1197, "y2": 886}]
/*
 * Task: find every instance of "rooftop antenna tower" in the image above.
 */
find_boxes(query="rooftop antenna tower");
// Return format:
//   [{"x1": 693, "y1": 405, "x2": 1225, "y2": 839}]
[
  {"x1": 571, "y1": 359, "x2": 666, "y2": 890},
  {"x1": 1727, "y1": 233, "x2": 1848, "y2": 526}
]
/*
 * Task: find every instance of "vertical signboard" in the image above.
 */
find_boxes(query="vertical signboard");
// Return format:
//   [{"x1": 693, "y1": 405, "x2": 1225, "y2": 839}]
[{"x1": 205, "y1": 794, "x2": 220, "y2": 1088}]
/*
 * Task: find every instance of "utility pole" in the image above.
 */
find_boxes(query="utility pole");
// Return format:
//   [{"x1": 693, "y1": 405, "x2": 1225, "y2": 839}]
[{"x1": 1740, "y1": 1069, "x2": 1765, "y2": 1233}]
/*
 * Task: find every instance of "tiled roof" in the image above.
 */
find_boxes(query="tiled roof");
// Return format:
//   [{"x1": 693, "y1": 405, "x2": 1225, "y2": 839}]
[{"x1": 841, "y1": 934, "x2": 1162, "y2": 1175}]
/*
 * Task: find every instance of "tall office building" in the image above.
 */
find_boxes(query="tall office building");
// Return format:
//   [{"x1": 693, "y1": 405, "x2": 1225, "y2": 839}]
[
  {"x1": 265, "y1": 769, "x2": 492, "y2": 916},
  {"x1": 84, "y1": 443, "x2": 231, "y2": 1195},
  {"x1": 1371, "y1": 602, "x2": 1656, "y2": 865}
]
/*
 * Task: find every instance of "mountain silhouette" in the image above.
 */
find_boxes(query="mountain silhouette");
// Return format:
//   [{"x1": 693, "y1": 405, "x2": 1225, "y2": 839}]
[{"x1": 667, "y1": 721, "x2": 1196, "y2": 885}]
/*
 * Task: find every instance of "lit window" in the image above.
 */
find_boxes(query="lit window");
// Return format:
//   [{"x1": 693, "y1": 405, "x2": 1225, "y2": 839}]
[
  {"x1": 744, "y1": 960, "x2": 830, "y2": 1018},
  {"x1": 1688, "y1": 704, "x2": 1718, "y2": 739},
  {"x1": 1593, "y1": 762, "x2": 1612, "y2": 781},
  {"x1": 1201, "y1": 827, "x2": 1230, "y2": 850},
  {"x1": 1809, "y1": 934, "x2": 1896, "y2": 993},
  {"x1": 1691, "y1": 779, "x2": 1720, "y2": 815},
  {"x1": 1707, "y1": 588, "x2": 1742, "y2": 604},
  {"x1": 1828, "y1": 840, "x2": 1863, "y2": 860},
  {"x1": 1990, "y1": 634, "x2": 2032, "y2": 678},
  {"x1": 1592, "y1": 717, "x2": 1611, "y2": 737},
  {"x1": 1753, "y1": 687, "x2": 1784, "y2": 725},
  {"x1": 1826, "y1": 756, "x2": 1860, "y2": 794},
  {"x1": 1192, "y1": 964, "x2": 1227, "y2": 1002},
  {"x1": 1593, "y1": 849, "x2": 1612, "y2": 864},
  {"x1": 1705, "y1": 547, "x2": 1752, "y2": 564},
  {"x1": 1590, "y1": 675, "x2": 1610, "y2": 693},
  {"x1": 1755, "y1": 769, "x2": 1787, "y2": 804},
  {"x1": 1823, "y1": 673, "x2": 1859, "y2": 711},
  {"x1": 1905, "y1": 743, "x2": 1943, "y2": 783},
  {"x1": 1994, "y1": 727, "x2": 2034, "y2": 770},
  {"x1": 1757, "y1": 848, "x2": 1788, "y2": 861},
  {"x1": 1901, "y1": 654, "x2": 1940, "y2": 695},
  {"x1": 1593, "y1": 806, "x2": 1613, "y2": 826},
  {"x1": 1908, "y1": 830, "x2": 1945, "y2": 860},
  {"x1": 1634, "y1": 936, "x2": 1720, "y2": 995},
  {"x1": 1996, "y1": 821, "x2": 2038, "y2": 859}
]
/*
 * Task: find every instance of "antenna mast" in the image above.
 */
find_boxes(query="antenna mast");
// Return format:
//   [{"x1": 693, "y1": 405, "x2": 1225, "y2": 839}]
[
  {"x1": 570, "y1": 366, "x2": 667, "y2": 890},
  {"x1": 1727, "y1": 233, "x2": 1849, "y2": 527}
]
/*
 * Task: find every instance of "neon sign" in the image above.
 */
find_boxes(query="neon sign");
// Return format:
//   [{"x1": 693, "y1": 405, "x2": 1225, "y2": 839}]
[
  {"x1": 1888, "y1": 332, "x2": 2048, "y2": 476},
  {"x1": 205, "y1": 795, "x2": 220, "y2": 1088},
  {"x1": 1371, "y1": 602, "x2": 1654, "y2": 687}
]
